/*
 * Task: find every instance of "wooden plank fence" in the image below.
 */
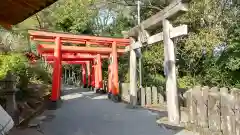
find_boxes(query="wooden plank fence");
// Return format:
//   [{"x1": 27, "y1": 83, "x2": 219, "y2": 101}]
[
  {"x1": 119, "y1": 83, "x2": 165, "y2": 106},
  {"x1": 184, "y1": 86, "x2": 240, "y2": 135},
  {"x1": 116, "y1": 83, "x2": 240, "y2": 135}
]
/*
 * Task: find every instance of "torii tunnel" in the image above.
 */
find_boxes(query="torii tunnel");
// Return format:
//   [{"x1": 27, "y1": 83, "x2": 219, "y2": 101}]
[
  {"x1": 42, "y1": 53, "x2": 107, "y2": 91},
  {"x1": 28, "y1": 30, "x2": 130, "y2": 106},
  {"x1": 47, "y1": 60, "x2": 91, "y2": 89}
]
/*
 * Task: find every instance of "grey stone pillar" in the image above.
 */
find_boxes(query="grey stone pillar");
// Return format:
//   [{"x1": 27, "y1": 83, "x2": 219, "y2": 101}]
[{"x1": 1, "y1": 72, "x2": 19, "y2": 124}]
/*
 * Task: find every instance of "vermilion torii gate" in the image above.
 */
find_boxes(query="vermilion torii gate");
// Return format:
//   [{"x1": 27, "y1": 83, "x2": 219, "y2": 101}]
[
  {"x1": 42, "y1": 53, "x2": 107, "y2": 90},
  {"x1": 28, "y1": 30, "x2": 130, "y2": 106},
  {"x1": 38, "y1": 45, "x2": 124, "y2": 94},
  {"x1": 47, "y1": 60, "x2": 90, "y2": 88}
]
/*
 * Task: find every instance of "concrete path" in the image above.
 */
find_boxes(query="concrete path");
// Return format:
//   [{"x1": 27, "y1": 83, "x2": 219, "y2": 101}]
[{"x1": 10, "y1": 86, "x2": 197, "y2": 135}]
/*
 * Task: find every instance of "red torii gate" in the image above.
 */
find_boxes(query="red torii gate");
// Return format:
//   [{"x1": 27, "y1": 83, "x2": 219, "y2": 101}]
[
  {"x1": 37, "y1": 44, "x2": 124, "y2": 91},
  {"x1": 41, "y1": 52, "x2": 120, "y2": 90},
  {"x1": 42, "y1": 53, "x2": 106, "y2": 91},
  {"x1": 47, "y1": 60, "x2": 90, "y2": 88},
  {"x1": 28, "y1": 30, "x2": 130, "y2": 107}
]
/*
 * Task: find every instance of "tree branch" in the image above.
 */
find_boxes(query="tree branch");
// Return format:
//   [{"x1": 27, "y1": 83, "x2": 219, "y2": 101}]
[{"x1": 35, "y1": 13, "x2": 43, "y2": 29}]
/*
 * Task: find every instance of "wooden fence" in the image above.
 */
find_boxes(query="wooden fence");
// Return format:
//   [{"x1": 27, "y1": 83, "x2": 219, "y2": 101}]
[
  {"x1": 118, "y1": 83, "x2": 240, "y2": 135},
  {"x1": 119, "y1": 83, "x2": 187, "y2": 107},
  {"x1": 119, "y1": 83, "x2": 166, "y2": 106},
  {"x1": 184, "y1": 86, "x2": 240, "y2": 135}
]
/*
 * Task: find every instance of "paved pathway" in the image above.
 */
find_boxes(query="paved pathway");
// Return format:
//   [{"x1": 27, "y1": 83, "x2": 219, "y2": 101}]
[{"x1": 10, "y1": 86, "x2": 197, "y2": 135}]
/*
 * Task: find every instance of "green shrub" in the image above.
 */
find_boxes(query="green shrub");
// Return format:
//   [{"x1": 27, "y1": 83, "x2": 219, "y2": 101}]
[{"x1": 178, "y1": 76, "x2": 199, "y2": 89}]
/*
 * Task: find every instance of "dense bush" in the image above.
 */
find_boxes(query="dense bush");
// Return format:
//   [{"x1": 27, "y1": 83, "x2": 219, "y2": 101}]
[{"x1": 0, "y1": 53, "x2": 51, "y2": 90}]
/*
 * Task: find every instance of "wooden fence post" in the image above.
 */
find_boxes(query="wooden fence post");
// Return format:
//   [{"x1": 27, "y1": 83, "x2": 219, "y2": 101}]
[
  {"x1": 220, "y1": 87, "x2": 230, "y2": 135},
  {"x1": 208, "y1": 87, "x2": 221, "y2": 134},
  {"x1": 146, "y1": 87, "x2": 152, "y2": 106},
  {"x1": 198, "y1": 86, "x2": 209, "y2": 134},
  {"x1": 158, "y1": 86, "x2": 165, "y2": 104},
  {"x1": 233, "y1": 90, "x2": 240, "y2": 135},
  {"x1": 229, "y1": 89, "x2": 238, "y2": 135},
  {"x1": 192, "y1": 86, "x2": 201, "y2": 132},
  {"x1": 186, "y1": 88, "x2": 197, "y2": 131},
  {"x1": 152, "y1": 86, "x2": 158, "y2": 105},
  {"x1": 141, "y1": 87, "x2": 146, "y2": 106},
  {"x1": 222, "y1": 88, "x2": 236, "y2": 135},
  {"x1": 121, "y1": 83, "x2": 130, "y2": 102}
]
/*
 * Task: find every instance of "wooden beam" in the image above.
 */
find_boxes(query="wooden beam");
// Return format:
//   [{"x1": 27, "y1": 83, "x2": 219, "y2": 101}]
[
  {"x1": 124, "y1": 0, "x2": 188, "y2": 38},
  {"x1": 125, "y1": 25, "x2": 188, "y2": 51},
  {"x1": 148, "y1": 25, "x2": 187, "y2": 44},
  {"x1": 29, "y1": 30, "x2": 131, "y2": 45}
]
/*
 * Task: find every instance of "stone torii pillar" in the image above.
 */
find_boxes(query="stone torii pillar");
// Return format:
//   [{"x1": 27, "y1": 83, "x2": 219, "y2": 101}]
[{"x1": 129, "y1": 38, "x2": 138, "y2": 106}]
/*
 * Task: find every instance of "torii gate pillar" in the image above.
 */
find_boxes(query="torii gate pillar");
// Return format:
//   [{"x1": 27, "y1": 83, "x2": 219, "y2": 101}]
[
  {"x1": 50, "y1": 37, "x2": 62, "y2": 108},
  {"x1": 91, "y1": 62, "x2": 95, "y2": 89},
  {"x1": 94, "y1": 59, "x2": 99, "y2": 92},
  {"x1": 86, "y1": 61, "x2": 91, "y2": 88},
  {"x1": 107, "y1": 54, "x2": 113, "y2": 99},
  {"x1": 81, "y1": 64, "x2": 87, "y2": 88},
  {"x1": 111, "y1": 42, "x2": 120, "y2": 102},
  {"x1": 163, "y1": 19, "x2": 180, "y2": 124},
  {"x1": 97, "y1": 54, "x2": 103, "y2": 92},
  {"x1": 129, "y1": 38, "x2": 138, "y2": 106}
]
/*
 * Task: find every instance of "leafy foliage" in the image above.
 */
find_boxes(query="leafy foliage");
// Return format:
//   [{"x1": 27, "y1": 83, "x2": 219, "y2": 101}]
[{"x1": 0, "y1": 53, "x2": 27, "y2": 80}]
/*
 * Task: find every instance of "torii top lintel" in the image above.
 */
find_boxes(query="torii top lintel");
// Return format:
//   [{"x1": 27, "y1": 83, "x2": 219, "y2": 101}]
[
  {"x1": 29, "y1": 30, "x2": 130, "y2": 46},
  {"x1": 47, "y1": 61, "x2": 88, "y2": 65},
  {"x1": 41, "y1": 53, "x2": 109, "y2": 59},
  {"x1": 37, "y1": 44, "x2": 125, "y2": 55}
]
